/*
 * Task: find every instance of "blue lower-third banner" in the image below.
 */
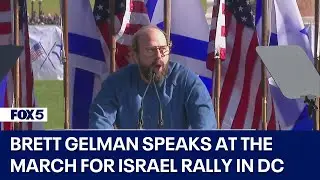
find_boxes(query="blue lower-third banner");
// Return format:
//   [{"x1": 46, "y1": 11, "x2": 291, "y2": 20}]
[{"x1": 0, "y1": 130, "x2": 319, "y2": 179}]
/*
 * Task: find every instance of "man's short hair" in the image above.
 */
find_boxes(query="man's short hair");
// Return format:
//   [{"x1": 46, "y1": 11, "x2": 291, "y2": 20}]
[{"x1": 131, "y1": 25, "x2": 171, "y2": 53}]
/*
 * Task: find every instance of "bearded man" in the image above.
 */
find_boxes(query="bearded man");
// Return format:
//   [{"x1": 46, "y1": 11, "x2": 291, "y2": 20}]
[{"x1": 89, "y1": 25, "x2": 216, "y2": 129}]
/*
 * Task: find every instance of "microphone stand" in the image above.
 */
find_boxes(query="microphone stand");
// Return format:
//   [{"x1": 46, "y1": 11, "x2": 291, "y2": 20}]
[
  {"x1": 137, "y1": 73, "x2": 154, "y2": 129},
  {"x1": 152, "y1": 73, "x2": 164, "y2": 129},
  {"x1": 304, "y1": 96, "x2": 318, "y2": 120}
]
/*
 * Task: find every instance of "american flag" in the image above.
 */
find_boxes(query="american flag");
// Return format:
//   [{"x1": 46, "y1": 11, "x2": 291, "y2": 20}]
[
  {"x1": 93, "y1": 0, "x2": 150, "y2": 69},
  {"x1": 0, "y1": 0, "x2": 13, "y2": 130},
  {"x1": 207, "y1": 0, "x2": 226, "y2": 70},
  {"x1": 0, "y1": 0, "x2": 37, "y2": 130},
  {"x1": 207, "y1": 0, "x2": 276, "y2": 129},
  {"x1": 30, "y1": 42, "x2": 45, "y2": 61}
]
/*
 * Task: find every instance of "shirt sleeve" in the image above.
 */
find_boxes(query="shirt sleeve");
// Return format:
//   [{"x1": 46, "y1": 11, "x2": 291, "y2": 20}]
[
  {"x1": 184, "y1": 72, "x2": 217, "y2": 129},
  {"x1": 88, "y1": 77, "x2": 119, "y2": 129}
]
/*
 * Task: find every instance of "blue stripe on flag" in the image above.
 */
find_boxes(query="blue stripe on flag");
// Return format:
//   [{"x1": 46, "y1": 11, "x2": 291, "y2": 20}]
[
  {"x1": 146, "y1": 0, "x2": 158, "y2": 21},
  {"x1": 292, "y1": 105, "x2": 313, "y2": 130},
  {"x1": 300, "y1": 27, "x2": 309, "y2": 36},
  {"x1": 156, "y1": 22, "x2": 208, "y2": 61},
  {"x1": 270, "y1": 33, "x2": 278, "y2": 46},
  {"x1": 255, "y1": 0, "x2": 262, "y2": 24},
  {"x1": 69, "y1": 33, "x2": 105, "y2": 62},
  {"x1": 199, "y1": 76, "x2": 212, "y2": 94},
  {"x1": 171, "y1": 34, "x2": 208, "y2": 61},
  {"x1": 72, "y1": 68, "x2": 95, "y2": 129},
  {"x1": 157, "y1": 22, "x2": 164, "y2": 29}
]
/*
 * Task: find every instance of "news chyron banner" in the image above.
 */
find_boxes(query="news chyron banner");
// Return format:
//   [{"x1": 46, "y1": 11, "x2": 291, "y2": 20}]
[
  {"x1": 0, "y1": 130, "x2": 319, "y2": 179},
  {"x1": 0, "y1": 108, "x2": 48, "y2": 122}
]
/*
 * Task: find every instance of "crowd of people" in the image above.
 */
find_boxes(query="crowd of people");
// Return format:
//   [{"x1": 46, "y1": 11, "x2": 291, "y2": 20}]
[{"x1": 28, "y1": 12, "x2": 61, "y2": 25}]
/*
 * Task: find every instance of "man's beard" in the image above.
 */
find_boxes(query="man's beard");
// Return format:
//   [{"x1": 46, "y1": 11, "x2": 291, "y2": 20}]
[{"x1": 139, "y1": 62, "x2": 169, "y2": 83}]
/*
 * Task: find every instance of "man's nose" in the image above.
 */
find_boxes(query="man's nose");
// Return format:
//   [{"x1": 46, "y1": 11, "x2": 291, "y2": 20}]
[{"x1": 155, "y1": 48, "x2": 162, "y2": 58}]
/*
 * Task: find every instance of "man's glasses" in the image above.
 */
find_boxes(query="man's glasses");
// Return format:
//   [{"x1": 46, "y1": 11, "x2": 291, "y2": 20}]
[{"x1": 143, "y1": 43, "x2": 172, "y2": 57}]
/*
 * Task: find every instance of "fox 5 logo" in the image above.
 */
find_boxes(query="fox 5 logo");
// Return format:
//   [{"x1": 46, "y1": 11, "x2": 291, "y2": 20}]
[{"x1": 0, "y1": 108, "x2": 48, "y2": 122}]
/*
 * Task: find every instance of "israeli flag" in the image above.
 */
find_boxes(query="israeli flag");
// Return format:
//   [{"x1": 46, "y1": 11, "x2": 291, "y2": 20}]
[
  {"x1": 145, "y1": 0, "x2": 213, "y2": 92},
  {"x1": 256, "y1": 0, "x2": 313, "y2": 130},
  {"x1": 68, "y1": 0, "x2": 109, "y2": 129}
]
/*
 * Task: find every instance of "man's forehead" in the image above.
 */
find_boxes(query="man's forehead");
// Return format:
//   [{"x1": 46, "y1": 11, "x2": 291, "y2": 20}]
[
  {"x1": 138, "y1": 28, "x2": 167, "y2": 43},
  {"x1": 138, "y1": 26, "x2": 165, "y2": 36}
]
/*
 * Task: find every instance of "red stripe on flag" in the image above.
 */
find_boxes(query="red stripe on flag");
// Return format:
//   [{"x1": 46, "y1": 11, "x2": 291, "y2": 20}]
[
  {"x1": 116, "y1": 42, "x2": 130, "y2": 68},
  {"x1": 221, "y1": 26, "x2": 226, "y2": 37},
  {"x1": 0, "y1": 0, "x2": 10, "y2": 11},
  {"x1": 97, "y1": 23, "x2": 111, "y2": 47},
  {"x1": 231, "y1": 33, "x2": 258, "y2": 129},
  {"x1": 0, "y1": 23, "x2": 11, "y2": 34},
  {"x1": 222, "y1": 3, "x2": 225, "y2": 14},
  {"x1": 206, "y1": 53, "x2": 215, "y2": 71},
  {"x1": 212, "y1": 9, "x2": 219, "y2": 17},
  {"x1": 3, "y1": 123, "x2": 13, "y2": 131},
  {"x1": 209, "y1": 30, "x2": 216, "y2": 41},
  {"x1": 130, "y1": 1, "x2": 148, "y2": 13},
  {"x1": 220, "y1": 24, "x2": 244, "y2": 123},
  {"x1": 225, "y1": 11, "x2": 232, "y2": 37},
  {"x1": 252, "y1": 83, "x2": 262, "y2": 129},
  {"x1": 220, "y1": 48, "x2": 226, "y2": 60},
  {"x1": 117, "y1": 13, "x2": 125, "y2": 25},
  {"x1": 124, "y1": 24, "x2": 143, "y2": 35},
  {"x1": 24, "y1": 25, "x2": 33, "y2": 107},
  {"x1": 268, "y1": 100, "x2": 276, "y2": 130}
]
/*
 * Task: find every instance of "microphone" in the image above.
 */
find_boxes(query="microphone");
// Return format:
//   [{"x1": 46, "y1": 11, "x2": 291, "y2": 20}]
[
  {"x1": 152, "y1": 72, "x2": 164, "y2": 129},
  {"x1": 137, "y1": 72, "x2": 154, "y2": 129}
]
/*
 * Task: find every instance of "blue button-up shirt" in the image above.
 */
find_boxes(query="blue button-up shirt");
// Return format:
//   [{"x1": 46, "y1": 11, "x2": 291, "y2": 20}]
[{"x1": 89, "y1": 61, "x2": 217, "y2": 129}]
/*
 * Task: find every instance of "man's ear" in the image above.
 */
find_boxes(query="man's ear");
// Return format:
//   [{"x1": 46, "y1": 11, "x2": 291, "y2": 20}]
[
  {"x1": 129, "y1": 47, "x2": 138, "y2": 64},
  {"x1": 125, "y1": 51, "x2": 135, "y2": 64},
  {"x1": 132, "y1": 52, "x2": 138, "y2": 64}
]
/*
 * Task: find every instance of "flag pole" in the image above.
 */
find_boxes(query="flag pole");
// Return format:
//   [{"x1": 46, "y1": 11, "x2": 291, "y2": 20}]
[
  {"x1": 214, "y1": 51, "x2": 221, "y2": 129},
  {"x1": 13, "y1": 0, "x2": 21, "y2": 130},
  {"x1": 62, "y1": 0, "x2": 70, "y2": 129},
  {"x1": 164, "y1": 0, "x2": 171, "y2": 42},
  {"x1": 109, "y1": 0, "x2": 116, "y2": 73},
  {"x1": 261, "y1": 0, "x2": 270, "y2": 130},
  {"x1": 109, "y1": 0, "x2": 117, "y2": 129},
  {"x1": 314, "y1": 0, "x2": 320, "y2": 130},
  {"x1": 212, "y1": 0, "x2": 222, "y2": 129}
]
